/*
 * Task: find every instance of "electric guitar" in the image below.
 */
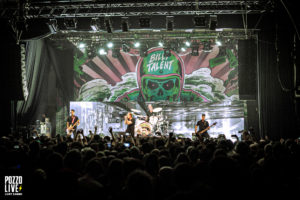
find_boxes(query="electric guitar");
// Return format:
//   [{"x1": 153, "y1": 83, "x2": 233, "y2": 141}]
[
  {"x1": 196, "y1": 122, "x2": 217, "y2": 136},
  {"x1": 66, "y1": 120, "x2": 80, "y2": 136}
]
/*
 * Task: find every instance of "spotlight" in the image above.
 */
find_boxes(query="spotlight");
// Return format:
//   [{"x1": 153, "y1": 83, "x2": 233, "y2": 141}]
[
  {"x1": 216, "y1": 40, "x2": 222, "y2": 46},
  {"x1": 158, "y1": 41, "x2": 164, "y2": 47},
  {"x1": 139, "y1": 17, "x2": 151, "y2": 28},
  {"x1": 104, "y1": 18, "x2": 112, "y2": 33},
  {"x1": 203, "y1": 41, "x2": 212, "y2": 52},
  {"x1": 112, "y1": 48, "x2": 120, "y2": 58},
  {"x1": 98, "y1": 48, "x2": 107, "y2": 55},
  {"x1": 47, "y1": 19, "x2": 57, "y2": 33},
  {"x1": 191, "y1": 44, "x2": 199, "y2": 56},
  {"x1": 64, "y1": 18, "x2": 77, "y2": 30},
  {"x1": 78, "y1": 42, "x2": 86, "y2": 49},
  {"x1": 181, "y1": 47, "x2": 186, "y2": 52},
  {"x1": 122, "y1": 44, "x2": 130, "y2": 52},
  {"x1": 194, "y1": 15, "x2": 206, "y2": 28},
  {"x1": 140, "y1": 45, "x2": 148, "y2": 57},
  {"x1": 209, "y1": 15, "x2": 217, "y2": 30},
  {"x1": 166, "y1": 16, "x2": 174, "y2": 31},
  {"x1": 134, "y1": 41, "x2": 140, "y2": 48},
  {"x1": 164, "y1": 48, "x2": 171, "y2": 57},
  {"x1": 121, "y1": 17, "x2": 129, "y2": 32},
  {"x1": 185, "y1": 41, "x2": 191, "y2": 47},
  {"x1": 107, "y1": 42, "x2": 113, "y2": 48},
  {"x1": 90, "y1": 18, "x2": 100, "y2": 31}
]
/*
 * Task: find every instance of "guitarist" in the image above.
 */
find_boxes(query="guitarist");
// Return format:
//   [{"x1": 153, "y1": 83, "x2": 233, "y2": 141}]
[
  {"x1": 195, "y1": 114, "x2": 210, "y2": 139},
  {"x1": 66, "y1": 109, "x2": 80, "y2": 138}
]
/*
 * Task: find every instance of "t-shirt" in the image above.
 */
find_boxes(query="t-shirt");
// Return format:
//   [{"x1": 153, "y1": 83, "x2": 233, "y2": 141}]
[
  {"x1": 67, "y1": 115, "x2": 79, "y2": 129},
  {"x1": 126, "y1": 118, "x2": 136, "y2": 135},
  {"x1": 196, "y1": 120, "x2": 209, "y2": 133}
]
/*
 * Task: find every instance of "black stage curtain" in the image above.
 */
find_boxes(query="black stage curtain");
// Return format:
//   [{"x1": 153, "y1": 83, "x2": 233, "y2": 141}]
[
  {"x1": 257, "y1": 13, "x2": 298, "y2": 140},
  {"x1": 16, "y1": 39, "x2": 74, "y2": 135}
]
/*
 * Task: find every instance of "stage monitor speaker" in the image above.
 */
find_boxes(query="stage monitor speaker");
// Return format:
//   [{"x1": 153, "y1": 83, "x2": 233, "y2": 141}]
[{"x1": 238, "y1": 39, "x2": 257, "y2": 100}]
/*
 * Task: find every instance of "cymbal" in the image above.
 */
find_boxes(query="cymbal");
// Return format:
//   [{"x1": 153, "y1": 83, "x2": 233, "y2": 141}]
[
  {"x1": 131, "y1": 109, "x2": 141, "y2": 113},
  {"x1": 153, "y1": 107, "x2": 162, "y2": 112}
]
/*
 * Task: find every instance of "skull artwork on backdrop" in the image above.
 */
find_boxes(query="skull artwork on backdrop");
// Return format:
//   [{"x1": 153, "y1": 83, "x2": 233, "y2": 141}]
[
  {"x1": 138, "y1": 48, "x2": 184, "y2": 101},
  {"x1": 115, "y1": 47, "x2": 209, "y2": 102}
]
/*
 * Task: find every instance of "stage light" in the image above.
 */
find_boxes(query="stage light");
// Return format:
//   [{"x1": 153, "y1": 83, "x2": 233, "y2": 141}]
[
  {"x1": 104, "y1": 18, "x2": 112, "y2": 33},
  {"x1": 164, "y1": 48, "x2": 171, "y2": 57},
  {"x1": 181, "y1": 47, "x2": 186, "y2": 52},
  {"x1": 98, "y1": 48, "x2": 107, "y2": 55},
  {"x1": 158, "y1": 41, "x2": 164, "y2": 47},
  {"x1": 194, "y1": 15, "x2": 206, "y2": 28},
  {"x1": 47, "y1": 19, "x2": 57, "y2": 33},
  {"x1": 112, "y1": 48, "x2": 120, "y2": 58},
  {"x1": 185, "y1": 41, "x2": 191, "y2": 47},
  {"x1": 78, "y1": 42, "x2": 86, "y2": 49},
  {"x1": 166, "y1": 16, "x2": 174, "y2": 31},
  {"x1": 64, "y1": 18, "x2": 77, "y2": 30},
  {"x1": 203, "y1": 41, "x2": 212, "y2": 52},
  {"x1": 209, "y1": 15, "x2": 217, "y2": 30},
  {"x1": 191, "y1": 44, "x2": 199, "y2": 56},
  {"x1": 90, "y1": 18, "x2": 100, "y2": 31},
  {"x1": 216, "y1": 40, "x2": 222, "y2": 46},
  {"x1": 107, "y1": 42, "x2": 113, "y2": 48},
  {"x1": 139, "y1": 17, "x2": 151, "y2": 28},
  {"x1": 140, "y1": 44, "x2": 148, "y2": 57},
  {"x1": 134, "y1": 41, "x2": 140, "y2": 48},
  {"x1": 121, "y1": 17, "x2": 129, "y2": 32},
  {"x1": 122, "y1": 44, "x2": 130, "y2": 52}
]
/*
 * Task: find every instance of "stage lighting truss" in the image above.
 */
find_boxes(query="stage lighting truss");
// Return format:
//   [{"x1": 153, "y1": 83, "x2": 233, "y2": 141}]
[
  {"x1": 64, "y1": 18, "x2": 77, "y2": 30},
  {"x1": 1, "y1": 1, "x2": 265, "y2": 19}
]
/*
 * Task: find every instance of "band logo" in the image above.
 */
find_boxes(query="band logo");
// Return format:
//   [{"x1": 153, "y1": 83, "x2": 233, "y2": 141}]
[{"x1": 4, "y1": 176, "x2": 23, "y2": 196}]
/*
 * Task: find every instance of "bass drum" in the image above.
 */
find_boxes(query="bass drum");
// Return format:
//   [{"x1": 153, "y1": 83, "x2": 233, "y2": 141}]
[{"x1": 135, "y1": 121, "x2": 152, "y2": 136}]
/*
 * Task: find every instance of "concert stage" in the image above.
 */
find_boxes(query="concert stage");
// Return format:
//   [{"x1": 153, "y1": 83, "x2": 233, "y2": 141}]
[{"x1": 70, "y1": 101, "x2": 245, "y2": 141}]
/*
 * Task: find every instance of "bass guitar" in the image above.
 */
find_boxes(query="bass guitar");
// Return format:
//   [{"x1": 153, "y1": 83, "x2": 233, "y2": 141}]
[
  {"x1": 196, "y1": 122, "x2": 217, "y2": 136},
  {"x1": 66, "y1": 120, "x2": 80, "y2": 136}
]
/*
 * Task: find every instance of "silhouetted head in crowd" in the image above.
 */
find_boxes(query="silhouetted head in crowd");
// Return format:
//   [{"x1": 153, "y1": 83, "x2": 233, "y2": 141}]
[
  {"x1": 64, "y1": 149, "x2": 82, "y2": 172},
  {"x1": 126, "y1": 170, "x2": 153, "y2": 200}
]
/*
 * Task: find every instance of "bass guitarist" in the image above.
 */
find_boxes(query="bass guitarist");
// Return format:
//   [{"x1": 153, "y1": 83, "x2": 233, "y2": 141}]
[
  {"x1": 66, "y1": 109, "x2": 80, "y2": 138},
  {"x1": 195, "y1": 114, "x2": 210, "y2": 139}
]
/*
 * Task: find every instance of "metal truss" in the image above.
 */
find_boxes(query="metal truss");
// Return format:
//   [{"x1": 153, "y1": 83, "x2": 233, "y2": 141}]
[
  {"x1": 0, "y1": 1, "x2": 268, "y2": 19},
  {"x1": 50, "y1": 28, "x2": 258, "y2": 42}
]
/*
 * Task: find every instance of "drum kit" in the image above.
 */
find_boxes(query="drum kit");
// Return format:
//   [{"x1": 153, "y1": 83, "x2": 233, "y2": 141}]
[{"x1": 134, "y1": 108, "x2": 170, "y2": 136}]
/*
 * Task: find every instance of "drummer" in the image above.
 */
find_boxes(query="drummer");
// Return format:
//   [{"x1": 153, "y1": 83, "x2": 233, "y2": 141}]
[{"x1": 146, "y1": 104, "x2": 154, "y2": 122}]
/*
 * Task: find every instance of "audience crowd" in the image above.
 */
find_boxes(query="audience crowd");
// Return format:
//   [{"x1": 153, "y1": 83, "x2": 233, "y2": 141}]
[{"x1": 1, "y1": 129, "x2": 300, "y2": 199}]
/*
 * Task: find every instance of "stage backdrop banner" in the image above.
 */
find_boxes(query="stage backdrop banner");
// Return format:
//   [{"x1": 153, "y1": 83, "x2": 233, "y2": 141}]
[{"x1": 73, "y1": 42, "x2": 239, "y2": 102}]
